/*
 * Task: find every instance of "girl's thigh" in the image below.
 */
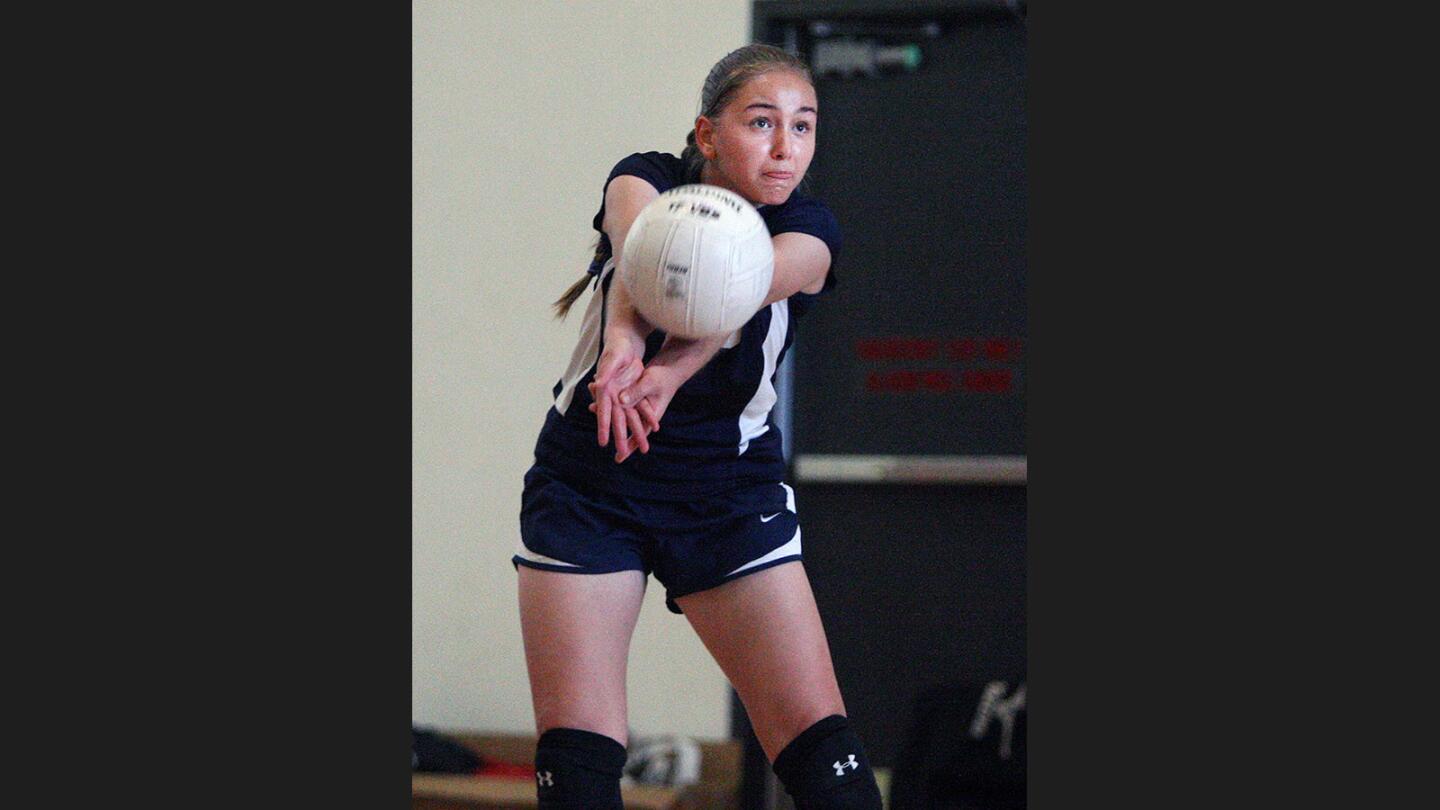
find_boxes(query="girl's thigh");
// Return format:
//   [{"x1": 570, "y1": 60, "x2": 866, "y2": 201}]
[
  {"x1": 517, "y1": 566, "x2": 648, "y2": 745},
  {"x1": 673, "y1": 561, "x2": 846, "y2": 761}
]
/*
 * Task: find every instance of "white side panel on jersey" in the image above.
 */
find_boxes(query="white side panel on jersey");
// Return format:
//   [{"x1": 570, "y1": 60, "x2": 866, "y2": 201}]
[
  {"x1": 780, "y1": 481, "x2": 797, "y2": 513},
  {"x1": 726, "y1": 526, "x2": 802, "y2": 577},
  {"x1": 553, "y1": 258, "x2": 613, "y2": 417},
  {"x1": 736, "y1": 300, "x2": 789, "y2": 455}
]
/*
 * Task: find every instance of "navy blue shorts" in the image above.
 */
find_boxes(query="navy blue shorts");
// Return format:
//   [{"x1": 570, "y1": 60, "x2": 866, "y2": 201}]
[{"x1": 512, "y1": 465, "x2": 803, "y2": 614}]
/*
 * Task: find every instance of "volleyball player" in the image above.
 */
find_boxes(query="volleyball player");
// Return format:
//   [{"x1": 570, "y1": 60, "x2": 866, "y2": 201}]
[{"x1": 513, "y1": 44, "x2": 883, "y2": 810}]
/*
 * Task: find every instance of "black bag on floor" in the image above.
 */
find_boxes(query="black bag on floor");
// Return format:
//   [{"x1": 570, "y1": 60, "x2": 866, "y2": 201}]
[
  {"x1": 888, "y1": 676, "x2": 1027, "y2": 810},
  {"x1": 412, "y1": 726, "x2": 484, "y2": 774}
]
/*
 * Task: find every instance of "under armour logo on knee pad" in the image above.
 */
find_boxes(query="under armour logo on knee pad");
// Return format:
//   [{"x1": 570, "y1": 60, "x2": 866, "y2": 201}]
[
  {"x1": 833, "y1": 754, "x2": 858, "y2": 776},
  {"x1": 536, "y1": 770, "x2": 554, "y2": 787}
]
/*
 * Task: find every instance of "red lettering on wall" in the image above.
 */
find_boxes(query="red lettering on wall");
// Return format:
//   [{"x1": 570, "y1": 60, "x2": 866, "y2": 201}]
[
  {"x1": 856, "y1": 338, "x2": 940, "y2": 361},
  {"x1": 984, "y1": 338, "x2": 1023, "y2": 361},
  {"x1": 866, "y1": 370, "x2": 960, "y2": 393},
  {"x1": 859, "y1": 336, "x2": 1022, "y2": 395},
  {"x1": 922, "y1": 371, "x2": 954, "y2": 392},
  {"x1": 961, "y1": 369, "x2": 1013, "y2": 393},
  {"x1": 867, "y1": 370, "x2": 915, "y2": 392}
]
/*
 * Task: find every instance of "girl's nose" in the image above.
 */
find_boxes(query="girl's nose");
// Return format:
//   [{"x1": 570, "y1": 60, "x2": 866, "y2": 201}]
[{"x1": 771, "y1": 130, "x2": 790, "y2": 159}]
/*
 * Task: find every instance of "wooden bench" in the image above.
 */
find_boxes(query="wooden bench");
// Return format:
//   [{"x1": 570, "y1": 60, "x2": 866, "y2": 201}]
[{"x1": 412, "y1": 731, "x2": 743, "y2": 810}]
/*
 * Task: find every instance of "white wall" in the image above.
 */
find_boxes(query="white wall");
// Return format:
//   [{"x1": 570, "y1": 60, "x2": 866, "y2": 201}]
[{"x1": 413, "y1": 0, "x2": 749, "y2": 740}]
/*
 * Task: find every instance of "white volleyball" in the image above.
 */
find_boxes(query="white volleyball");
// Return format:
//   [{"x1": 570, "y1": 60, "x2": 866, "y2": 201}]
[{"x1": 618, "y1": 184, "x2": 774, "y2": 339}]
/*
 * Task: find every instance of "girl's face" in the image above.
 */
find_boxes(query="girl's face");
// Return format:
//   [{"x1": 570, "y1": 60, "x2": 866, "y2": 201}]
[{"x1": 696, "y1": 70, "x2": 818, "y2": 207}]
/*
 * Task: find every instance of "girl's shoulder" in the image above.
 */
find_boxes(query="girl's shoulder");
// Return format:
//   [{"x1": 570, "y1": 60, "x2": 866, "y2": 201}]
[
  {"x1": 761, "y1": 190, "x2": 841, "y2": 248},
  {"x1": 592, "y1": 152, "x2": 686, "y2": 234},
  {"x1": 604, "y1": 151, "x2": 687, "y2": 194}
]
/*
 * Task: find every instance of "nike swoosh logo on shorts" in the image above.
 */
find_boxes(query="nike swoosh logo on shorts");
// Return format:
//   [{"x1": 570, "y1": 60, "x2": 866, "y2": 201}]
[{"x1": 760, "y1": 513, "x2": 782, "y2": 522}]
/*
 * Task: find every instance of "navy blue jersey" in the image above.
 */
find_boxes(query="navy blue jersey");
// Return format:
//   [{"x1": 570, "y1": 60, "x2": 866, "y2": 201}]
[{"x1": 533, "y1": 151, "x2": 841, "y2": 500}]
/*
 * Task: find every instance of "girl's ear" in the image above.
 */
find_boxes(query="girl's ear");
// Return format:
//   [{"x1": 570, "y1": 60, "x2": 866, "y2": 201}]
[{"x1": 695, "y1": 116, "x2": 718, "y2": 161}]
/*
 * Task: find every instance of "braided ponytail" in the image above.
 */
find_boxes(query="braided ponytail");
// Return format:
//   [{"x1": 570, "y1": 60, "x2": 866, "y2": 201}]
[{"x1": 551, "y1": 237, "x2": 606, "y2": 320}]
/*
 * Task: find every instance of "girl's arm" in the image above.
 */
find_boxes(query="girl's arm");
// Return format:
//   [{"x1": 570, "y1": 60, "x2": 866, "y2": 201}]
[
  {"x1": 591, "y1": 176, "x2": 835, "y2": 460},
  {"x1": 616, "y1": 231, "x2": 834, "y2": 437},
  {"x1": 762, "y1": 231, "x2": 833, "y2": 304},
  {"x1": 588, "y1": 176, "x2": 659, "y2": 460}
]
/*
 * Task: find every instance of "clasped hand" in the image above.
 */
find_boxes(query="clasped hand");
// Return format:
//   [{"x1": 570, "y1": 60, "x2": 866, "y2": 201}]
[{"x1": 587, "y1": 333, "x2": 681, "y2": 463}]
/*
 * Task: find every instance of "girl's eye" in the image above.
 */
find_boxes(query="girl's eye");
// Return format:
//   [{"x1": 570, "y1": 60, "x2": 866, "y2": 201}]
[
  {"x1": 750, "y1": 117, "x2": 772, "y2": 129},
  {"x1": 794, "y1": 121, "x2": 811, "y2": 133}
]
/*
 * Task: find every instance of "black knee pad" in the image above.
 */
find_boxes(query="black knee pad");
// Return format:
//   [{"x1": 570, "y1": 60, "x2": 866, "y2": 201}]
[
  {"x1": 772, "y1": 715, "x2": 884, "y2": 809},
  {"x1": 533, "y1": 727, "x2": 626, "y2": 810}
]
